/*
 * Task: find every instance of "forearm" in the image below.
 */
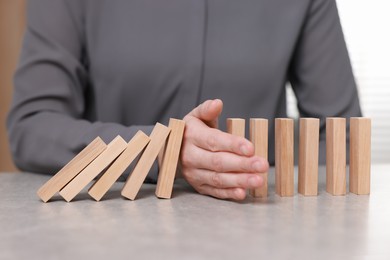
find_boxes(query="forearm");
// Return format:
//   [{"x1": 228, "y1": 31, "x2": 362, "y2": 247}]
[{"x1": 7, "y1": 111, "x2": 158, "y2": 181}]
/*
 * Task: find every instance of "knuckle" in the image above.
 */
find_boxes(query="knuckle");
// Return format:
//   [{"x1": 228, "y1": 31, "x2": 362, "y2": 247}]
[
  {"x1": 211, "y1": 154, "x2": 224, "y2": 172},
  {"x1": 180, "y1": 152, "x2": 192, "y2": 167},
  {"x1": 206, "y1": 135, "x2": 217, "y2": 151},
  {"x1": 183, "y1": 126, "x2": 194, "y2": 139},
  {"x1": 196, "y1": 186, "x2": 208, "y2": 196},
  {"x1": 211, "y1": 172, "x2": 223, "y2": 187}
]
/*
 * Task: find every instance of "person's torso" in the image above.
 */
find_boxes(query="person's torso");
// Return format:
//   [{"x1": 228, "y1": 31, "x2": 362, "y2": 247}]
[{"x1": 84, "y1": 0, "x2": 310, "y2": 130}]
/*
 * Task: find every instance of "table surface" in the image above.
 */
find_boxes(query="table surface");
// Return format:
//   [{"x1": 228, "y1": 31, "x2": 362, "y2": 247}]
[{"x1": 1, "y1": 165, "x2": 390, "y2": 260}]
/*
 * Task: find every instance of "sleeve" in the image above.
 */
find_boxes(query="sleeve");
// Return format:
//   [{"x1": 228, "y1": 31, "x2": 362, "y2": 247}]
[
  {"x1": 6, "y1": 0, "x2": 157, "y2": 182},
  {"x1": 288, "y1": 0, "x2": 362, "y2": 163}
]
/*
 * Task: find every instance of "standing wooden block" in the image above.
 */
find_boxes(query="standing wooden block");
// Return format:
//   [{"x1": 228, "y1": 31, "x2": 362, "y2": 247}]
[
  {"x1": 59, "y1": 136, "x2": 127, "y2": 202},
  {"x1": 156, "y1": 119, "x2": 186, "y2": 199},
  {"x1": 249, "y1": 118, "x2": 268, "y2": 198},
  {"x1": 350, "y1": 117, "x2": 371, "y2": 195},
  {"x1": 37, "y1": 137, "x2": 107, "y2": 202},
  {"x1": 227, "y1": 118, "x2": 245, "y2": 137},
  {"x1": 122, "y1": 123, "x2": 171, "y2": 200},
  {"x1": 275, "y1": 118, "x2": 294, "y2": 197},
  {"x1": 298, "y1": 118, "x2": 319, "y2": 196},
  {"x1": 88, "y1": 131, "x2": 150, "y2": 201},
  {"x1": 326, "y1": 118, "x2": 346, "y2": 195}
]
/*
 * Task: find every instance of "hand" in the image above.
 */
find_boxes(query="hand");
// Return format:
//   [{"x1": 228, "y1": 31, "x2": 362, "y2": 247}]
[{"x1": 180, "y1": 99, "x2": 269, "y2": 200}]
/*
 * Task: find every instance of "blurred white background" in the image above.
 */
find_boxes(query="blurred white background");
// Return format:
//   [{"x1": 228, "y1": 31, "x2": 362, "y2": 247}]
[{"x1": 287, "y1": 0, "x2": 390, "y2": 163}]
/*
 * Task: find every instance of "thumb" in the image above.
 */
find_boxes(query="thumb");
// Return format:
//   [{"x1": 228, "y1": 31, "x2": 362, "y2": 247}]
[{"x1": 189, "y1": 99, "x2": 223, "y2": 128}]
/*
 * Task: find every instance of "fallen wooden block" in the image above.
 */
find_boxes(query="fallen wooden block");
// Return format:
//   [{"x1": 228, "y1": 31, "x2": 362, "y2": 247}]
[
  {"x1": 326, "y1": 118, "x2": 346, "y2": 196},
  {"x1": 275, "y1": 118, "x2": 294, "y2": 197},
  {"x1": 298, "y1": 118, "x2": 319, "y2": 196},
  {"x1": 59, "y1": 136, "x2": 127, "y2": 202},
  {"x1": 249, "y1": 118, "x2": 268, "y2": 198},
  {"x1": 37, "y1": 137, "x2": 107, "y2": 202},
  {"x1": 349, "y1": 117, "x2": 371, "y2": 195},
  {"x1": 88, "y1": 131, "x2": 150, "y2": 201},
  {"x1": 155, "y1": 119, "x2": 185, "y2": 199},
  {"x1": 121, "y1": 123, "x2": 170, "y2": 200}
]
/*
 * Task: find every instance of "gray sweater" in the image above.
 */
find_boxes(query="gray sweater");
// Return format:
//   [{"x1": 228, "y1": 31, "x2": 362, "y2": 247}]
[{"x1": 7, "y1": 0, "x2": 361, "y2": 181}]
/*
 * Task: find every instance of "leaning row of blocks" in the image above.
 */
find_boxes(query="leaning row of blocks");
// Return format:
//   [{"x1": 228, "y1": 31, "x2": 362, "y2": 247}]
[
  {"x1": 38, "y1": 118, "x2": 185, "y2": 202},
  {"x1": 37, "y1": 116, "x2": 370, "y2": 202},
  {"x1": 228, "y1": 117, "x2": 371, "y2": 197}
]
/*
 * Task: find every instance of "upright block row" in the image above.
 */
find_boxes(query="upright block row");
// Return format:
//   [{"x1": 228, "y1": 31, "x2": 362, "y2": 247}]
[{"x1": 227, "y1": 117, "x2": 371, "y2": 197}]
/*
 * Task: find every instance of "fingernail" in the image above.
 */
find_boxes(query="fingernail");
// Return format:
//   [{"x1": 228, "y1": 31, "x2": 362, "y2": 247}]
[
  {"x1": 240, "y1": 145, "x2": 250, "y2": 156},
  {"x1": 249, "y1": 176, "x2": 261, "y2": 187},
  {"x1": 252, "y1": 161, "x2": 263, "y2": 172}
]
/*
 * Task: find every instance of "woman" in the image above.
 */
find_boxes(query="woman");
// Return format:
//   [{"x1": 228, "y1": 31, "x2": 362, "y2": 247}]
[{"x1": 7, "y1": 0, "x2": 361, "y2": 200}]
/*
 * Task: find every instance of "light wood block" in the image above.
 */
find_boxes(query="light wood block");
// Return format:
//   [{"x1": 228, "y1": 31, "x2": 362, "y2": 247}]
[
  {"x1": 227, "y1": 118, "x2": 245, "y2": 137},
  {"x1": 298, "y1": 118, "x2": 319, "y2": 196},
  {"x1": 37, "y1": 137, "x2": 107, "y2": 202},
  {"x1": 59, "y1": 136, "x2": 127, "y2": 202},
  {"x1": 275, "y1": 118, "x2": 294, "y2": 197},
  {"x1": 249, "y1": 118, "x2": 268, "y2": 198},
  {"x1": 350, "y1": 117, "x2": 371, "y2": 195},
  {"x1": 326, "y1": 118, "x2": 346, "y2": 195},
  {"x1": 122, "y1": 123, "x2": 171, "y2": 200},
  {"x1": 88, "y1": 131, "x2": 150, "y2": 201},
  {"x1": 156, "y1": 119, "x2": 186, "y2": 199}
]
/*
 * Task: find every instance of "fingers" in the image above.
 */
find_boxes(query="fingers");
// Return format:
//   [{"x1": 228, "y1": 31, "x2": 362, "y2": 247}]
[
  {"x1": 188, "y1": 99, "x2": 223, "y2": 128},
  {"x1": 183, "y1": 145, "x2": 268, "y2": 173},
  {"x1": 193, "y1": 170, "x2": 264, "y2": 189},
  {"x1": 182, "y1": 167, "x2": 264, "y2": 200},
  {"x1": 197, "y1": 185, "x2": 247, "y2": 201},
  {"x1": 189, "y1": 126, "x2": 254, "y2": 156}
]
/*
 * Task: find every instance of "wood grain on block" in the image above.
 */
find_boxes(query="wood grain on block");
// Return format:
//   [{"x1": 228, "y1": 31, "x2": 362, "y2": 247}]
[
  {"x1": 275, "y1": 118, "x2": 294, "y2": 197},
  {"x1": 37, "y1": 137, "x2": 107, "y2": 202},
  {"x1": 326, "y1": 118, "x2": 346, "y2": 196},
  {"x1": 227, "y1": 118, "x2": 245, "y2": 137},
  {"x1": 121, "y1": 123, "x2": 171, "y2": 200},
  {"x1": 59, "y1": 136, "x2": 127, "y2": 202},
  {"x1": 156, "y1": 119, "x2": 185, "y2": 199},
  {"x1": 249, "y1": 118, "x2": 268, "y2": 198},
  {"x1": 298, "y1": 118, "x2": 319, "y2": 196},
  {"x1": 350, "y1": 117, "x2": 371, "y2": 195},
  {"x1": 88, "y1": 131, "x2": 150, "y2": 201}
]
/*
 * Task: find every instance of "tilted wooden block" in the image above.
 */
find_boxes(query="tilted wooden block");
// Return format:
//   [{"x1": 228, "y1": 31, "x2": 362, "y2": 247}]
[
  {"x1": 155, "y1": 119, "x2": 186, "y2": 199},
  {"x1": 326, "y1": 118, "x2": 346, "y2": 196},
  {"x1": 275, "y1": 118, "x2": 294, "y2": 197},
  {"x1": 88, "y1": 131, "x2": 150, "y2": 201},
  {"x1": 298, "y1": 118, "x2": 319, "y2": 196},
  {"x1": 59, "y1": 136, "x2": 127, "y2": 202},
  {"x1": 227, "y1": 118, "x2": 245, "y2": 137},
  {"x1": 121, "y1": 123, "x2": 171, "y2": 200},
  {"x1": 249, "y1": 118, "x2": 268, "y2": 198},
  {"x1": 37, "y1": 137, "x2": 107, "y2": 202},
  {"x1": 349, "y1": 117, "x2": 371, "y2": 195}
]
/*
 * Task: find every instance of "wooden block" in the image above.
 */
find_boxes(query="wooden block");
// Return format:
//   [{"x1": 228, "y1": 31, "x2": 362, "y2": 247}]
[
  {"x1": 349, "y1": 117, "x2": 371, "y2": 195},
  {"x1": 227, "y1": 118, "x2": 245, "y2": 137},
  {"x1": 37, "y1": 137, "x2": 107, "y2": 202},
  {"x1": 326, "y1": 118, "x2": 346, "y2": 195},
  {"x1": 88, "y1": 131, "x2": 150, "y2": 201},
  {"x1": 275, "y1": 118, "x2": 294, "y2": 197},
  {"x1": 59, "y1": 136, "x2": 127, "y2": 202},
  {"x1": 249, "y1": 118, "x2": 268, "y2": 198},
  {"x1": 156, "y1": 119, "x2": 186, "y2": 199},
  {"x1": 298, "y1": 118, "x2": 319, "y2": 196},
  {"x1": 121, "y1": 123, "x2": 171, "y2": 200}
]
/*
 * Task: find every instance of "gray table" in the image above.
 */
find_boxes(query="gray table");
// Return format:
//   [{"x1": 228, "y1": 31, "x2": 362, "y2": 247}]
[{"x1": 1, "y1": 165, "x2": 390, "y2": 260}]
